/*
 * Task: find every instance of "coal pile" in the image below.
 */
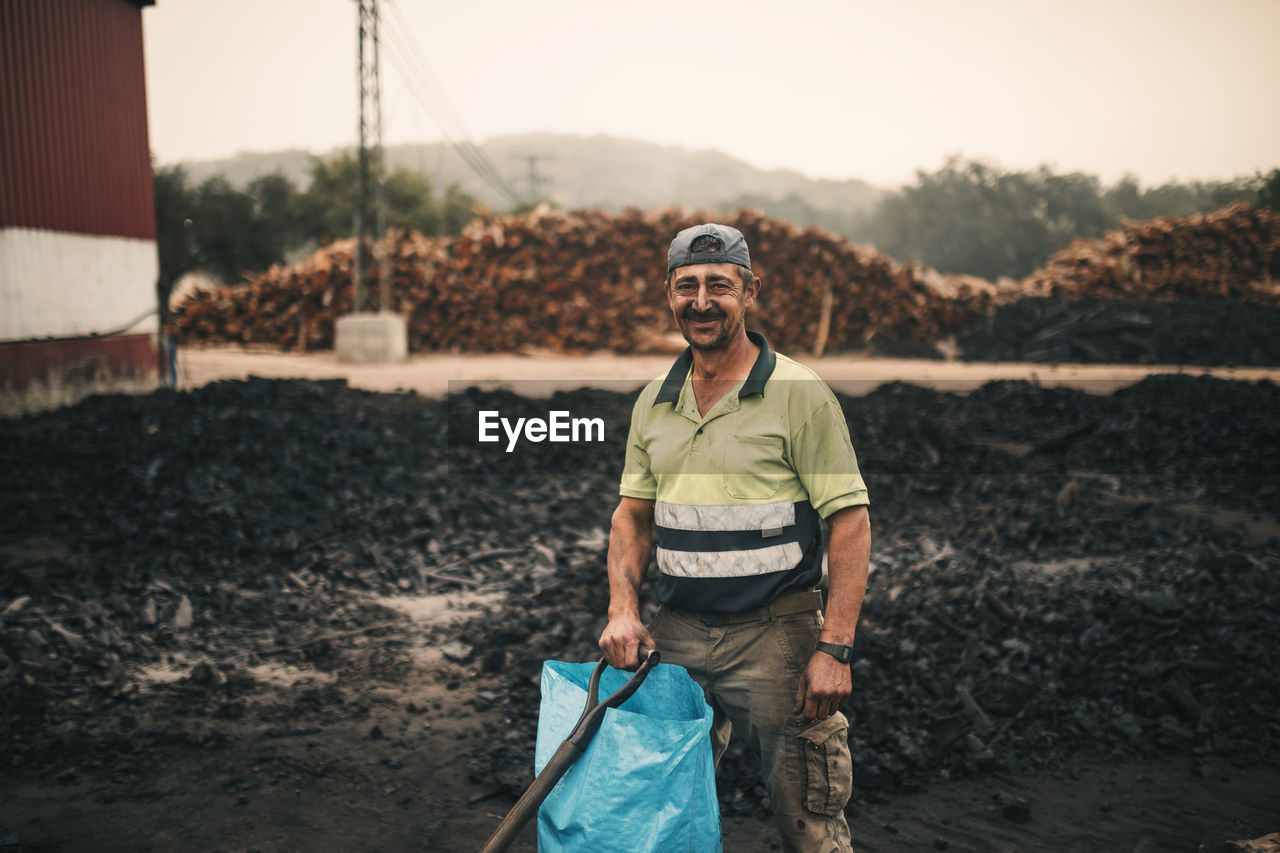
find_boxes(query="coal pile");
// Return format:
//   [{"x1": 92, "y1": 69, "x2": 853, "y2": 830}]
[
  {"x1": 956, "y1": 297, "x2": 1280, "y2": 365},
  {"x1": 2, "y1": 374, "x2": 1278, "y2": 822},
  {"x1": 473, "y1": 375, "x2": 1280, "y2": 814},
  {"x1": 955, "y1": 203, "x2": 1280, "y2": 367},
  {"x1": 0, "y1": 378, "x2": 627, "y2": 775}
]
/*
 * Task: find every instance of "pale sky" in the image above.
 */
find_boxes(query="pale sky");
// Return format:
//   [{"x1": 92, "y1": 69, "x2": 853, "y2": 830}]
[{"x1": 142, "y1": 0, "x2": 1280, "y2": 188}]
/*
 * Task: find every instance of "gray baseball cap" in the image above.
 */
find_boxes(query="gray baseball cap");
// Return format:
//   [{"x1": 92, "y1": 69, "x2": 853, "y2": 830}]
[{"x1": 667, "y1": 223, "x2": 752, "y2": 273}]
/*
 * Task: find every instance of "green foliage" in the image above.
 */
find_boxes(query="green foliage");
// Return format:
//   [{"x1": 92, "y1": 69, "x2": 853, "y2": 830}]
[
  {"x1": 155, "y1": 167, "x2": 295, "y2": 286},
  {"x1": 153, "y1": 165, "x2": 198, "y2": 292},
  {"x1": 1257, "y1": 169, "x2": 1280, "y2": 211},
  {"x1": 154, "y1": 154, "x2": 480, "y2": 286},
  {"x1": 864, "y1": 158, "x2": 1111, "y2": 280},
  {"x1": 159, "y1": 145, "x2": 1277, "y2": 287},
  {"x1": 154, "y1": 166, "x2": 281, "y2": 287},
  {"x1": 1102, "y1": 173, "x2": 1264, "y2": 221},
  {"x1": 192, "y1": 176, "x2": 281, "y2": 282},
  {"x1": 247, "y1": 172, "x2": 304, "y2": 252},
  {"x1": 293, "y1": 155, "x2": 360, "y2": 241},
  {"x1": 385, "y1": 169, "x2": 442, "y2": 234},
  {"x1": 440, "y1": 183, "x2": 479, "y2": 234},
  {"x1": 721, "y1": 192, "x2": 865, "y2": 240},
  {"x1": 292, "y1": 152, "x2": 479, "y2": 240},
  {"x1": 863, "y1": 157, "x2": 1270, "y2": 279}
]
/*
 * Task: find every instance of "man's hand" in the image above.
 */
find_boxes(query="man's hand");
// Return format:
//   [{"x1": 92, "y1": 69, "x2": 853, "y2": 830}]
[
  {"x1": 600, "y1": 497, "x2": 656, "y2": 671},
  {"x1": 791, "y1": 504, "x2": 868, "y2": 720},
  {"x1": 598, "y1": 614, "x2": 656, "y2": 671},
  {"x1": 793, "y1": 651, "x2": 852, "y2": 720}
]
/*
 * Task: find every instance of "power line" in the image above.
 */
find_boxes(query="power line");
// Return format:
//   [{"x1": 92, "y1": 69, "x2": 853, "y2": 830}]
[
  {"x1": 381, "y1": 0, "x2": 510, "y2": 193},
  {"x1": 380, "y1": 0, "x2": 522, "y2": 205},
  {"x1": 380, "y1": 18, "x2": 517, "y2": 204},
  {"x1": 380, "y1": 39, "x2": 514, "y2": 204},
  {"x1": 382, "y1": 5, "x2": 485, "y2": 165},
  {"x1": 379, "y1": 32, "x2": 517, "y2": 204}
]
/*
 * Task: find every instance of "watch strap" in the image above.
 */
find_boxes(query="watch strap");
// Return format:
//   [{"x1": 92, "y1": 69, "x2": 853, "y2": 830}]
[{"x1": 816, "y1": 640, "x2": 853, "y2": 664}]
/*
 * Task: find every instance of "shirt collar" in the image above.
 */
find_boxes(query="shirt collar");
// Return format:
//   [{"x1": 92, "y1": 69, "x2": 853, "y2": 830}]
[{"x1": 653, "y1": 330, "x2": 777, "y2": 406}]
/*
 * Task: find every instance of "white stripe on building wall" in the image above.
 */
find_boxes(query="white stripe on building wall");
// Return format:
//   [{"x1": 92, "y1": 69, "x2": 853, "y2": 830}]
[
  {"x1": 655, "y1": 500, "x2": 796, "y2": 532},
  {"x1": 0, "y1": 227, "x2": 159, "y2": 342},
  {"x1": 657, "y1": 542, "x2": 805, "y2": 578}
]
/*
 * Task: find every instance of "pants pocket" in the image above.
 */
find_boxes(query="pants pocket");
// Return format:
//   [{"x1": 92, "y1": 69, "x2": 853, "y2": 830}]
[
  {"x1": 773, "y1": 611, "x2": 821, "y2": 677},
  {"x1": 796, "y1": 714, "x2": 853, "y2": 816},
  {"x1": 644, "y1": 605, "x2": 666, "y2": 636}
]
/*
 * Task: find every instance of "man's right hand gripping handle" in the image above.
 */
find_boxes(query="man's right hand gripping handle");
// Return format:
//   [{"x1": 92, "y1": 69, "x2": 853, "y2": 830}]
[
  {"x1": 598, "y1": 614, "x2": 656, "y2": 672},
  {"x1": 601, "y1": 497, "x2": 658, "y2": 670}
]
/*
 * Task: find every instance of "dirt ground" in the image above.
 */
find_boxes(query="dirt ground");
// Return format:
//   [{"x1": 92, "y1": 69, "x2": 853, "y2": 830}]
[
  {"x1": 3, "y1": 583, "x2": 1277, "y2": 853},
  {"x1": 172, "y1": 344, "x2": 1280, "y2": 399},
  {"x1": 3, "y1": 349, "x2": 1278, "y2": 852},
  {"x1": 2, "y1": 586, "x2": 1276, "y2": 853}
]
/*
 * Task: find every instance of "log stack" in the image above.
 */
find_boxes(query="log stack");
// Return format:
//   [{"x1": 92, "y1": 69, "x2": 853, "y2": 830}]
[
  {"x1": 1022, "y1": 202, "x2": 1280, "y2": 304},
  {"x1": 170, "y1": 207, "x2": 995, "y2": 355},
  {"x1": 170, "y1": 202, "x2": 1280, "y2": 356}
]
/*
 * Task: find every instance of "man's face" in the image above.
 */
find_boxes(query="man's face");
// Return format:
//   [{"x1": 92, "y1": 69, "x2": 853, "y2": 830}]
[{"x1": 666, "y1": 262, "x2": 759, "y2": 351}]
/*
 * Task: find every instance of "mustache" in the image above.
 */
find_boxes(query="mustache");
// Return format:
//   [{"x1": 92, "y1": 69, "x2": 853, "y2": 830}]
[{"x1": 682, "y1": 307, "x2": 727, "y2": 322}]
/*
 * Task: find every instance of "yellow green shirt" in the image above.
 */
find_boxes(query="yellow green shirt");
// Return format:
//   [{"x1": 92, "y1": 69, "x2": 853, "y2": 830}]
[{"x1": 620, "y1": 331, "x2": 869, "y2": 612}]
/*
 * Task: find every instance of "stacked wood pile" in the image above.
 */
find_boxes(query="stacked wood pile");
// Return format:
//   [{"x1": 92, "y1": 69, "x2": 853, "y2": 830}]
[
  {"x1": 170, "y1": 207, "x2": 996, "y2": 355},
  {"x1": 1022, "y1": 202, "x2": 1280, "y2": 304},
  {"x1": 171, "y1": 231, "x2": 450, "y2": 351},
  {"x1": 171, "y1": 202, "x2": 1280, "y2": 356}
]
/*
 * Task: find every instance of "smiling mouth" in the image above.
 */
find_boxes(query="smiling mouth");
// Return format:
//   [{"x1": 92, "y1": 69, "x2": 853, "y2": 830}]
[{"x1": 685, "y1": 313, "x2": 724, "y2": 329}]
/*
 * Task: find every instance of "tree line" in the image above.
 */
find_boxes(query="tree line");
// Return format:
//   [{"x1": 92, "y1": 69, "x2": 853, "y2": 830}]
[
  {"x1": 157, "y1": 151, "x2": 1279, "y2": 292},
  {"x1": 154, "y1": 154, "x2": 479, "y2": 292},
  {"x1": 844, "y1": 158, "x2": 1278, "y2": 280}
]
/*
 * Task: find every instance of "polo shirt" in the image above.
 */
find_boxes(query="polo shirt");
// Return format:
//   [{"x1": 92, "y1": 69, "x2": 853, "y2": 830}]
[{"x1": 620, "y1": 331, "x2": 869, "y2": 613}]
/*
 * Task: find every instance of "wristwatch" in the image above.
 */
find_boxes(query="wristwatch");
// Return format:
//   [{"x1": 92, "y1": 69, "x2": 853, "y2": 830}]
[{"x1": 816, "y1": 641, "x2": 854, "y2": 664}]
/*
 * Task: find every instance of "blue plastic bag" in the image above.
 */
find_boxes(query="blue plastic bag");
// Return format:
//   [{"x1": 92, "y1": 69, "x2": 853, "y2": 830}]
[{"x1": 534, "y1": 660, "x2": 721, "y2": 853}]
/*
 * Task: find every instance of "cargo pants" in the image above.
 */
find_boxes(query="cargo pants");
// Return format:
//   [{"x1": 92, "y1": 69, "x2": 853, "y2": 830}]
[{"x1": 647, "y1": 588, "x2": 854, "y2": 853}]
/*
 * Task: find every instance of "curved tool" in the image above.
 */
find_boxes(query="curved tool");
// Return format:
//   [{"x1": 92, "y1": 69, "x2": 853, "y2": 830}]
[{"x1": 479, "y1": 649, "x2": 660, "y2": 853}]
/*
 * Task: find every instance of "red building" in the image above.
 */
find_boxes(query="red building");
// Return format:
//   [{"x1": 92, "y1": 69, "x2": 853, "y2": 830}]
[{"x1": 1, "y1": 0, "x2": 159, "y2": 416}]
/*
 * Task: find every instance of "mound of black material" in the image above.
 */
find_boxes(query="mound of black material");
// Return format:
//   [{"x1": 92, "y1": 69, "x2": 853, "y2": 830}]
[
  {"x1": 477, "y1": 375, "x2": 1280, "y2": 815},
  {"x1": 2, "y1": 375, "x2": 1277, "y2": 819},
  {"x1": 957, "y1": 297, "x2": 1280, "y2": 365}
]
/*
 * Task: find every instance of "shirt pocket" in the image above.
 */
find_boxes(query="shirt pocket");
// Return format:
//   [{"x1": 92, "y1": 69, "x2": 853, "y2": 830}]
[{"x1": 722, "y1": 435, "x2": 787, "y2": 501}]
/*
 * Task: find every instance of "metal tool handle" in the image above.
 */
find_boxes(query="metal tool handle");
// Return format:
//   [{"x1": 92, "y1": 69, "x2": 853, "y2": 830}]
[
  {"x1": 479, "y1": 650, "x2": 660, "y2": 853},
  {"x1": 568, "y1": 648, "x2": 658, "y2": 746}
]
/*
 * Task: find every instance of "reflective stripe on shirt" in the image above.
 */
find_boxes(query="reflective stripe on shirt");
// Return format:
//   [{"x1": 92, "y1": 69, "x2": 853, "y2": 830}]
[
  {"x1": 654, "y1": 498, "x2": 819, "y2": 581},
  {"x1": 655, "y1": 499, "x2": 795, "y2": 532},
  {"x1": 657, "y1": 541, "x2": 806, "y2": 578}
]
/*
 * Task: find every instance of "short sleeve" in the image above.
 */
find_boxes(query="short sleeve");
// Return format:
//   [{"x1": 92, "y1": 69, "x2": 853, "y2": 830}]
[
  {"x1": 791, "y1": 400, "x2": 869, "y2": 518},
  {"x1": 619, "y1": 390, "x2": 657, "y2": 500}
]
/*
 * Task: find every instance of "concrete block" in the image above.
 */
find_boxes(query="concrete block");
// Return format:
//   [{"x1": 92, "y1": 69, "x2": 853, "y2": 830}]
[{"x1": 335, "y1": 313, "x2": 408, "y2": 364}]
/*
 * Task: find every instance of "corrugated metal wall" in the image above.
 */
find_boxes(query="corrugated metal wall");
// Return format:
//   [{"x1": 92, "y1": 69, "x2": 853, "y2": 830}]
[{"x1": 0, "y1": 0, "x2": 155, "y2": 240}]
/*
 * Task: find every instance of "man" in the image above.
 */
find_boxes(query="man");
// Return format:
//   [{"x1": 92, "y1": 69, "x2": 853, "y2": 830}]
[{"x1": 599, "y1": 223, "x2": 871, "y2": 852}]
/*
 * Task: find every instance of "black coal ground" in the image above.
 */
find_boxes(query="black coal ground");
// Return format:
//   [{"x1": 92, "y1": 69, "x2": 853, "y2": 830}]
[
  {"x1": 953, "y1": 298, "x2": 1280, "y2": 366},
  {"x1": 864, "y1": 298, "x2": 1280, "y2": 364},
  {"x1": 2, "y1": 374, "x2": 1278, "y2": 832}
]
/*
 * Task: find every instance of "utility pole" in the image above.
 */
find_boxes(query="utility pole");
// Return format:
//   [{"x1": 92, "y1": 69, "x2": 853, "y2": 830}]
[
  {"x1": 353, "y1": 0, "x2": 386, "y2": 313},
  {"x1": 371, "y1": 2, "x2": 390, "y2": 313},
  {"x1": 337, "y1": 0, "x2": 406, "y2": 363},
  {"x1": 512, "y1": 154, "x2": 552, "y2": 204}
]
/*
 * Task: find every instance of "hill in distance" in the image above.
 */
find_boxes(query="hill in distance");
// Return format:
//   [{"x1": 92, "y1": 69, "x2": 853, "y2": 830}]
[{"x1": 172, "y1": 132, "x2": 885, "y2": 238}]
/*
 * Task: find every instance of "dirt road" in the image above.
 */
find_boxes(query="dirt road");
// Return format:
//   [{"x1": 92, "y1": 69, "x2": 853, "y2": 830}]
[{"x1": 175, "y1": 344, "x2": 1280, "y2": 398}]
